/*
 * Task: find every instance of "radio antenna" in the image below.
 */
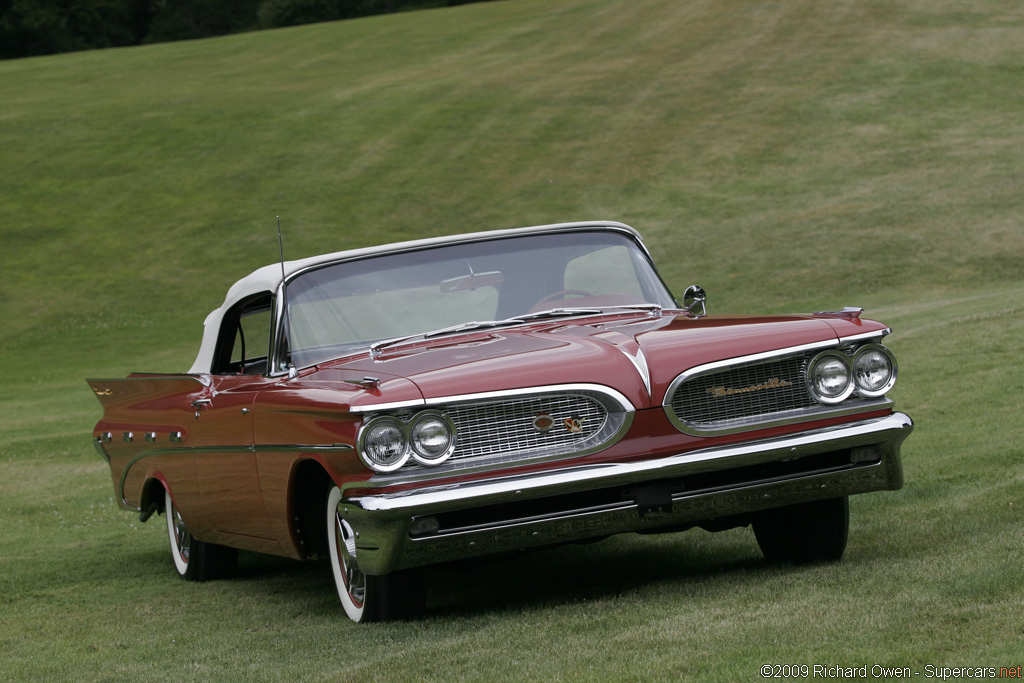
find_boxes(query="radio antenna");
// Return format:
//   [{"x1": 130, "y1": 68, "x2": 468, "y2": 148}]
[
  {"x1": 277, "y1": 215, "x2": 287, "y2": 283},
  {"x1": 276, "y1": 216, "x2": 296, "y2": 377}
]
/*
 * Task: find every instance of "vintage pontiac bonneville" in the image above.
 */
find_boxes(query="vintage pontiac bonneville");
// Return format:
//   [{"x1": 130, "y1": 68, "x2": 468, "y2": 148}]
[{"x1": 89, "y1": 221, "x2": 912, "y2": 622}]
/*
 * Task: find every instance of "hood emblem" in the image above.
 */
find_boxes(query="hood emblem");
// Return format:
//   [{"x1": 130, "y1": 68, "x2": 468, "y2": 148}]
[
  {"x1": 563, "y1": 417, "x2": 584, "y2": 434},
  {"x1": 707, "y1": 377, "x2": 792, "y2": 398}
]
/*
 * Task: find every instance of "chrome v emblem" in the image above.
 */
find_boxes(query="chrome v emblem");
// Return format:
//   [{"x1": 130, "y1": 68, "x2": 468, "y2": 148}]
[
  {"x1": 595, "y1": 330, "x2": 652, "y2": 396},
  {"x1": 621, "y1": 345, "x2": 652, "y2": 397}
]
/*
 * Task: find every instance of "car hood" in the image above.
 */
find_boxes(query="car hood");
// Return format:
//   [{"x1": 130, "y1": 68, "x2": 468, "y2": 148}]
[{"x1": 308, "y1": 313, "x2": 886, "y2": 411}]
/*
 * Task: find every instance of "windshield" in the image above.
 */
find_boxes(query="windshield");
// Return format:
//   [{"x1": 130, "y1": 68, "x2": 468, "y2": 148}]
[{"x1": 286, "y1": 230, "x2": 676, "y2": 368}]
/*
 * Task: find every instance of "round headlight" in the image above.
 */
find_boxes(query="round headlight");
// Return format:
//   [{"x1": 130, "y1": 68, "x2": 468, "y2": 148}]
[
  {"x1": 808, "y1": 352, "x2": 853, "y2": 404},
  {"x1": 358, "y1": 417, "x2": 409, "y2": 472},
  {"x1": 853, "y1": 344, "x2": 897, "y2": 397},
  {"x1": 409, "y1": 411, "x2": 456, "y2": 466}
]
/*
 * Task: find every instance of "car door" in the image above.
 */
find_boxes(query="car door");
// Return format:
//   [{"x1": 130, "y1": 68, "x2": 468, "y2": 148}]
[
  {"x1": 189, "y1": 374, "x2": 275, "y2": 540},
  {"x1": 189, "y1": 291, "x2": 278, "y2": 543}
]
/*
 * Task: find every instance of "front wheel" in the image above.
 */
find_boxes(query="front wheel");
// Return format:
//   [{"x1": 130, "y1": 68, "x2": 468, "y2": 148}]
[
  {"x1": 752, "y1": 497, "x2": 849, "y2": 564},
  {"x1": 164, "y1": 488, "x2": 237, "y2": 581},
  {"x1": 327, "y1": 486, "x2": 424, "y2": 622}
]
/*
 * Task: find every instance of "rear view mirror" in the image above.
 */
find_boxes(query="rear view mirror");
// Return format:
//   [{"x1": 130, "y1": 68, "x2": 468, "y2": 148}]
[{"x1": 440, "y1": 271, "x2": 504, "y2": 293}]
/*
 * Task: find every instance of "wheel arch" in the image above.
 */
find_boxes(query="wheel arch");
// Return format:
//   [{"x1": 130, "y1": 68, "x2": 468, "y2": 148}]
[
  {"x1": 290, "y1": 458, "x2": 333, "y2": 559},
  {"x1": 140, "y1": 475, "x2": 170, "y2": 520}
]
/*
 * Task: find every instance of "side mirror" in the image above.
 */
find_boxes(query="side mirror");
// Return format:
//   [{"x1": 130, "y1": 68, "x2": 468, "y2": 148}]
[{"x1": 682, "y1": 284, "x2": 707, "y2": 316}]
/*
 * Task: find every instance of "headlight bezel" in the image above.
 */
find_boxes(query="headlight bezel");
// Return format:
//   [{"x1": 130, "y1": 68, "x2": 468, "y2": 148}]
[
  {"x1": 806, "y1": 351, "x2": 855, "y2": 405},
  {"x1": 806, "y1": 343, "x2": 898, "y2": 405},
  {"x1": 357, "y1": 415, "x2": 411, "y2": 472},
  {"x1": 851, "y1": 343, "x2": 898, "y2": 398},
  {"x1": 408, "y1": 410, "x2": 457, "y2": 466},
  {"x1": 357, "y1": 411, "x2": 458, "y2": 473}
]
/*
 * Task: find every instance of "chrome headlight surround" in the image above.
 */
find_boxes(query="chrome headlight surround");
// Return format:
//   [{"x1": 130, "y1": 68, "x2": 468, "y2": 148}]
[
  {"x1": 806, "y1": 351, "x2": 854, "y2": 405},
  {"x1": 852, "y1": 343, "x2": 898, "y2": 398},
  {"x1": 408, "y1": 410, "x2": 457, "y2": 466},
  {"x1": 357, "y1": 411, "x2": 458, "y2": 472},
  {"x1": 357, "y1": 416, "x2": 411, "y2": 473}
]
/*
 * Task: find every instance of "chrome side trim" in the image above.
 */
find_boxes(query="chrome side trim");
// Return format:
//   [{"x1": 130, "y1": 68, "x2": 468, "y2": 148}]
[
  {"x1": 93, "y1": 437, "x2": 111, "y2": 464},
  {"x1": 259, "y1": 443, "x2": 354, "y2": 453},
  {"x1": 115, "y1": 442, "x2": 353, "y2": 512},
  {"x1": 116, "y1": 446, "x2": 190, "y2": 511},
  {"x1": 87, "y1": 373, "x2": 212, "y2": 388},
  {"x1": 189, "y1": 444, "x2": 355, "y2": 455}
]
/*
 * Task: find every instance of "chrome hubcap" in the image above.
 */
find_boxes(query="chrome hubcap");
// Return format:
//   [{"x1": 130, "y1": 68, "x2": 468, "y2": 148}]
[
  {"x1": 172, "y1": 506, "x2": 191, "y2": 563},
  {"x1": 334, "y1": 513, "x2": 364, "y2": 606}
]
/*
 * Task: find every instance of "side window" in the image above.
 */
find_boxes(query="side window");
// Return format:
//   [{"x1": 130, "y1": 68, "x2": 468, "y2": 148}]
[
  {"x1": 213, "y1": 292, "x2": 274, "y2": 375},
  {"x1": 231, "y1": 307, "x2": 271, "y2": 371}
]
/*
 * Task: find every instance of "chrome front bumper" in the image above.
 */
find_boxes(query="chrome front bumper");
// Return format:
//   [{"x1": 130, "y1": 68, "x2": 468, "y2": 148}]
[{"x1": 338, "y1": 412, "x2": 913, "y2": 575}]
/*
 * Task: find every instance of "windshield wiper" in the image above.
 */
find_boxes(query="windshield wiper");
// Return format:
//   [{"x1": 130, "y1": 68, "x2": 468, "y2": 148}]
[
  {"x1": 512, "y1": 307, "x2": 603, "y2": 321},
  {"x1": 368, "y1": 306, "x2": 662, "y2": 358},
  {"x1": 422, "y1": 319, "x2": 527, "y2": 338},
  {"x1": 519, "y1": 304, "x2": 664, "y2": 320},
  {"x1": 368, "y1": 310, "x2": 610, "y2": 358},
  {"x1": 369, "y1": 319, "x2": 525, "y2": 358},
  {"x1": 597, "y1": 303, "x2": 664, "y2": 316}
]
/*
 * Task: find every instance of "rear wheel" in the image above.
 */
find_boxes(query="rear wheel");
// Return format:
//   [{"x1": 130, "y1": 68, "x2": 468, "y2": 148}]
[
  {"x1": 752, "y1": 497, "x2": 849, "y2": 564},
  {"x1": 164, "y1": 488, "x2": 237, "y2": 581},
  {"x1": 327, "y1": 485, "x2": 424, "y2": 622}
]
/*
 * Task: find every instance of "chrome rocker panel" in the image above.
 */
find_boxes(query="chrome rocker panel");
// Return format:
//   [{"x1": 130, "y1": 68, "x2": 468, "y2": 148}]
[{"x1": 338, "y1": 412, "x2": 913, "y2": 575}]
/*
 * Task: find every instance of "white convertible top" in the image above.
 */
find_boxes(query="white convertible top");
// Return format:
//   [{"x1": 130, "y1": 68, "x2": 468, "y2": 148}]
[{"x1": 188, "y1": 221, "x2": 641, "y2": 373}]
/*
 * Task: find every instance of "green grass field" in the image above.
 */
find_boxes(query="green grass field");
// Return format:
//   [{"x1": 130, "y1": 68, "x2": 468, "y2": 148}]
[{"x1": 1, "y1": 0, "x2": 1022, "y2": 680}]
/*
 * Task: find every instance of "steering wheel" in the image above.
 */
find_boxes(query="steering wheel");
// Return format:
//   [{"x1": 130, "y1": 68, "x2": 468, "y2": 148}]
[{"x1": 534, "y1": 289, "x2": 593, "y2": 306}]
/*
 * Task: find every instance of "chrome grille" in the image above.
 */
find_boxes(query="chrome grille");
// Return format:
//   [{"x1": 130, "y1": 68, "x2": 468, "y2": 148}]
[
  {"x1": 447, "y1": 393, "x2": 608, "y2": 464},
  {"x1": 668, "y1": 353, "x2": 815, "y2": 433},
  {"x1": 369, "y1": 386, "x2": 633, "y2": 478}
]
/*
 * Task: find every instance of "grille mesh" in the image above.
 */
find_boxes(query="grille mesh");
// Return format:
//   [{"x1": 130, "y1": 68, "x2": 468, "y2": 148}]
[
  {"x1": 447, "y1": 393, "x2": 608, "y2": 465},
  {"x1": 669, "y1": 354, "x2": 815, "y2": 428}
]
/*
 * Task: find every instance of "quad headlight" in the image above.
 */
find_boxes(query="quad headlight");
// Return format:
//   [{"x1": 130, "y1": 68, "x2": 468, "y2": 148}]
[
  {"x1": 409, "y1": 411, "x2": 457, "y2": 465},
  {"x1": 852, "y1": 344, "x2": 898, "y2": 397},
  {"x1": 807, "y1": 344, "x2": 898, "y2": 405},
  {"x1": 357, "y1": 411, "x2": 457, "y2": 472},
  {"x1": 807, "y1": 352, "x2": 854, "y2": 404},
  {"x1": 359, "y1": 416, "x2": 409, "y2": 472}
]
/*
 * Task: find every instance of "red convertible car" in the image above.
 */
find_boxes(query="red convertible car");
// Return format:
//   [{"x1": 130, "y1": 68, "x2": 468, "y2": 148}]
[{"x1": 89, "y1": 221, "x2": 912, "y2": 622}]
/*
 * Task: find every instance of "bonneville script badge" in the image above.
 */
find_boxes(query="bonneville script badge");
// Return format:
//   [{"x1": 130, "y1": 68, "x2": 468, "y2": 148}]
[{"x1": 706, "y1": 377, "x2": 792, "y2": 398}]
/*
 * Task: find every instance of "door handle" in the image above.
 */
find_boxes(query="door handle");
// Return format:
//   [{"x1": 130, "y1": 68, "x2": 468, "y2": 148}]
[{"x1": 190, "y1": 398, "x2": 212, "y2": 419}]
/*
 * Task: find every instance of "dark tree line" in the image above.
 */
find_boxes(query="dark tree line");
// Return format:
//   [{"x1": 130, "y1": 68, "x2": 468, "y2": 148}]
[{"x1": 0, "y1": 0, "x2": 492, "y2": 60}]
